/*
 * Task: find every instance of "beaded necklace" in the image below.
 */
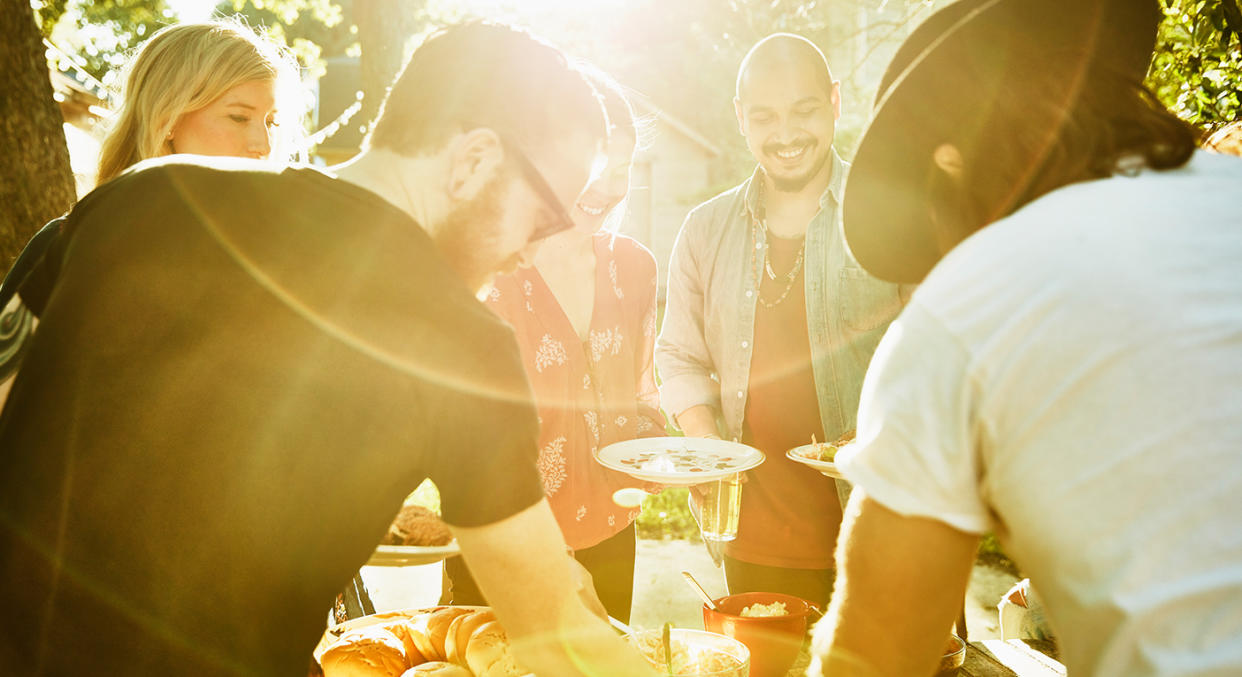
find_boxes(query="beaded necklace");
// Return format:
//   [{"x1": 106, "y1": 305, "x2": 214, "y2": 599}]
[{"x1": 748, "y1": 177, "x2": 806, "y2": 309}]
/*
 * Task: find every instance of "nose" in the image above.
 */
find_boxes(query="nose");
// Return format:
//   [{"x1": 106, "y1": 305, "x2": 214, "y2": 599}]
[
  {"x1": 775, "y1": 116, "x2": 801, "y2": 143},
  {"x1": 250, "y1": 124, "x2": 273, "y2": 159}
]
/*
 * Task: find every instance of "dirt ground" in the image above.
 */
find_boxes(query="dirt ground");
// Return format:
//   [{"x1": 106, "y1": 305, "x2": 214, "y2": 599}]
[{"x1": 359, "y1": 537, "x2": 1018, "y2": 638}]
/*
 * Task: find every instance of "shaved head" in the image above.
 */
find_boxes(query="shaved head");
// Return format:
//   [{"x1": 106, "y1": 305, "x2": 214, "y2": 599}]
[{"x1": 736, "y1": 33, "x2": 835, "y2": 101}]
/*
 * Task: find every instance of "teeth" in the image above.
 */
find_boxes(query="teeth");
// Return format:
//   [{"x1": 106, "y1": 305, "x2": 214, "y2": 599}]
[
  {"x1": 578, "y1": 203, "x2": 606, "y2": 216},
  {"x1": 776, "y1": 147, "x2": 805, "y2": 159}
]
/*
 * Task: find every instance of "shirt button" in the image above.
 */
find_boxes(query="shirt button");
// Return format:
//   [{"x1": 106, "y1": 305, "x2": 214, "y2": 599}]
[
  {"x1": 736, "y1": 391, "x2": 744, "y2": 399},
  {"x1": 741, "y1": 340, "x2": 749, "y2": 349},
  {"x1": 755, "y1": 241, "x2": 763, "y2": 249},
  {"x1": 745, "y1": 290, "x2": 753, "y2": 298}
]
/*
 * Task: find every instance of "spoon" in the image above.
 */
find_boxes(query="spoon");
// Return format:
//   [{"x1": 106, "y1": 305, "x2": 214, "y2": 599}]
[
  {"x1": 662, "y1": 621, "x2": 674, "y2": 676},
  {"x1": 680, "y1": 569, "x2": 719, "y2": 610}
]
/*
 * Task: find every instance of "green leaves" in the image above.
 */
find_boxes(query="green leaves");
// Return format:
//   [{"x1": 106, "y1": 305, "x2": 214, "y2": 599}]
[{"x1": 1150, "y1": 0, "x2": 1242, "y2": 127}]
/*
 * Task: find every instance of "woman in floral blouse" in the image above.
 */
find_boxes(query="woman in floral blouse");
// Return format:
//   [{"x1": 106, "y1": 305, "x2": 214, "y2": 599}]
[{"x1": 443, "y1": 73, "x2": 661, "y2": 622}]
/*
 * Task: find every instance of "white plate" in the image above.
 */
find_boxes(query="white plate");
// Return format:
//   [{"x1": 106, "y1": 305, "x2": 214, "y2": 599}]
[
  {"x1": 786, "y1": 444, "x2": 846, "y2": 479},
  {"x1": 595, "y1": 437, "x2": 764, "y2": 486},
  {"x1": 366, "y1": 541, "x2": 460, "y2": 567}
]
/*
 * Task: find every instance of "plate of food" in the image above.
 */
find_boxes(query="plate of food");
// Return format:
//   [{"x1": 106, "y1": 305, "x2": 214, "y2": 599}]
[
  {"x1": 786, "y1": 432, "x2": 855, "y2": 480},
  {"x1": 315, "y1": 605, "x2": 528, "y2": 675},
  {"x1": 368, "y1": 504, "x2": 461, "y2": 567},
  {"x1": 595, "y1": 437, "x2": 764, "y2": 486},
  {"x1": 626, "y1": 627, "x2": 749, "y2": 676}
]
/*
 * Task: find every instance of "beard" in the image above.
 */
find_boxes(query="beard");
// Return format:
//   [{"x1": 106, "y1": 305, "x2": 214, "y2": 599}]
[
  {"x1": 762, "y1": 138, "x2": 834, "y2": 193},
  {"x1": 431, "y1": 177, "x2": 517, "y2": 294}
]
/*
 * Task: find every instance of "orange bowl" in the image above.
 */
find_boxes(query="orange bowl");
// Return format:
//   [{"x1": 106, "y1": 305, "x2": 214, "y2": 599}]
[{"x1": 702, "y1": 592, "x2": 817, "y2": 677}]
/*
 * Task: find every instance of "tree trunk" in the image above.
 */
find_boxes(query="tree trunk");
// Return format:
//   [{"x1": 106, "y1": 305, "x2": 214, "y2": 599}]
[
  {"x1": 354, "y1": 0, "x2": 422, "y2": 138},
  {"x1": 0, "y1": 0, "x2": 76, "y2": 267}
]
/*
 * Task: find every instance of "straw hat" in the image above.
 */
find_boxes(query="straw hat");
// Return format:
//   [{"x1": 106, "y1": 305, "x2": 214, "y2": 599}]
[{"x1": 842, "y1": 0, "x2": 1162, "y2": 284}]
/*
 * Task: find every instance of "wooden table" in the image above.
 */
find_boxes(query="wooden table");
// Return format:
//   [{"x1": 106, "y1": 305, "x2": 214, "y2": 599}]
[{"x1": 962, "y1": 639, "x2": 1064, "y2": 676}]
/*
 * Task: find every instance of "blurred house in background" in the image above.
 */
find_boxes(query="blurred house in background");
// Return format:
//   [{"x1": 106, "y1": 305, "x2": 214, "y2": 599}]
[{"x1": 48, "y1": 42, "x2": 107, "y2": 197}]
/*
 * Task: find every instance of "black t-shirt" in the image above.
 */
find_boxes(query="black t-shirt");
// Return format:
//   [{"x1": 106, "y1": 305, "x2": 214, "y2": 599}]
[{"x1": 0, "y1": 157, "x2": 544, "y2": 675}]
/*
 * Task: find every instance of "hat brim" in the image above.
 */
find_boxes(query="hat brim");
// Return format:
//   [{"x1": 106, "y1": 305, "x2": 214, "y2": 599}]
[{"x1": 842, "y1": 0, "x2": 1160, "y2": 284}]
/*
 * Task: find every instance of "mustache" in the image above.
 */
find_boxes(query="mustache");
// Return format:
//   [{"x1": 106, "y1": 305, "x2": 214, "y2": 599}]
[{"x1": 763, "y1": 138, "x2": 815, "y2": 155}]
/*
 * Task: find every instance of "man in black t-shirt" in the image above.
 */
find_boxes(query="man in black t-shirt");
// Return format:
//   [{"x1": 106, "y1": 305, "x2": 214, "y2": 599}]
[{"x1": 0, "y1": 22, "x2": 657, "y2": 677}]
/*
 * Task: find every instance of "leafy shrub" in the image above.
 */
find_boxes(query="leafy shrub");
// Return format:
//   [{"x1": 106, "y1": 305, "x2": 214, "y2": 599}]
[{"x1": 636, "y1": 487, "x2": 701, "y2": 541}]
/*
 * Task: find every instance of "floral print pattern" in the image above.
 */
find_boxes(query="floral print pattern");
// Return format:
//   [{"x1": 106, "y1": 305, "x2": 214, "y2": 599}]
[{"x1": 486, "y1": 232, "x2": 662, "y2": 550}]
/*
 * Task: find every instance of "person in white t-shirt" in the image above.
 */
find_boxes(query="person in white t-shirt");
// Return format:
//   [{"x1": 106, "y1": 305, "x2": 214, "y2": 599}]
[{"x1": 809, "y1": 1, "x2": 1242, "y2": 676}]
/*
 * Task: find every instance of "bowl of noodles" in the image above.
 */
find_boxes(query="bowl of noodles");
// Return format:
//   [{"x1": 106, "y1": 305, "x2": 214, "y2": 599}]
[{"x1": 626, "y1": 627, "x2": 749, "y2": 676}]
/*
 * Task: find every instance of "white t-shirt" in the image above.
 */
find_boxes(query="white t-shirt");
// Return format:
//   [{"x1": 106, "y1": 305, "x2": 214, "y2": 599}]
[{"x1": 838, "y1": 151, "x2": 1242, "y2": 677}]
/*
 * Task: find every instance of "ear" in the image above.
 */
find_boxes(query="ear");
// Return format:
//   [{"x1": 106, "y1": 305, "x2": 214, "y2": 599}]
[
  {"x1": 734, "y1": 97, "x2": 746, "y2": 137},
  {"x1": 830, "y1": 80, "x2": 842, "y2": 122},
  {"x1": 447, "y1": 128, "x2": 506, "y2": 200}
]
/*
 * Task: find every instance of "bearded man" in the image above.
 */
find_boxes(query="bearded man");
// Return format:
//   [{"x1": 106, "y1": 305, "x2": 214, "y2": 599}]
[
  {"x1": 655, "y1": 34, "x2": 908, "y2": 607},
  {"x1": 0, "y1": 21, "x2": 657, "y2": 677}
]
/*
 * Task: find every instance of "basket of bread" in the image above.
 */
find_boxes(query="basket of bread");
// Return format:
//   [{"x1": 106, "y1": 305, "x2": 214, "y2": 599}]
[{"x1": 314, "y1": 606, "x2": 530, "y2": 677}]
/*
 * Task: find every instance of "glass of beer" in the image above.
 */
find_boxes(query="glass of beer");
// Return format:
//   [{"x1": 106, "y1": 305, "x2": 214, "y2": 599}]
[{"x1": 700, "y1": 473, "x2": 743, "y2": 541}]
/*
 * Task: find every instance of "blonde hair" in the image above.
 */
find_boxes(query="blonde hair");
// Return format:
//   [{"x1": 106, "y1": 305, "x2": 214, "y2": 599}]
[{"x1": 97, "y1": 20, "x2": 302, "y2": 184}]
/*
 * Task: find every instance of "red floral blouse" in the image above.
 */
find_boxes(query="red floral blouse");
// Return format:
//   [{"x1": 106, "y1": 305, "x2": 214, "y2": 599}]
[{"x1": 486, "y1": 232, "x2": 663, "y2": 550}]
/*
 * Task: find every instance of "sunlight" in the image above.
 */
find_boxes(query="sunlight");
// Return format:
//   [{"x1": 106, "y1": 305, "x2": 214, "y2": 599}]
[
  {"x1": 167, "y1": 0, "x2": 216, "y2": 22},
  {"x1": 448, "y1": 0, "x2": 629, "y2": 14}
]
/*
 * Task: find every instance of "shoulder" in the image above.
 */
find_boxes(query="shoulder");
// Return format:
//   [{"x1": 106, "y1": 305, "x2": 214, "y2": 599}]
[
  {"x1": 679, "y1": 180, "x2": 749, "y2": 239},
  {"x1": 686, "y1": 180, "x2": 747, "y2": 222},
  {"x1": 602, "y1": 232, "x2": 657, "y2": 274}
]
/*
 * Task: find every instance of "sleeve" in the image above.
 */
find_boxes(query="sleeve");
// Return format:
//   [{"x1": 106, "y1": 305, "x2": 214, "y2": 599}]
[
  {"x1": 8, "y1": 217, "x2": 68, "y2": 318},
  {"x1": 835, "y1": 302, "x2": 992, "y2": 534},
  {"x1": 423, "y1": 318, "x2": 545, "y2": 528},
  {"x1": 654, "y1": 209, "x2": 722, "y2": 419},
  {"x1": 631, "y1": 246, "x2": 664, "y2": 437}
]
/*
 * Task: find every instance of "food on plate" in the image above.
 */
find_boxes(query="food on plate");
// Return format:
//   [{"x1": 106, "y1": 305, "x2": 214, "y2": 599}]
[
  {"x1": 383, "y1": 505, "x2": 453, "y2": 547},
  {"x1": 422, "y1": 607, "x2": 475, "y2": 660},
  {"x1": 320, "y1": 625, "x2": 411, "y2": 677},
  {"x1": 401, "y1": 662, "x2": 472, "y2": 676},
  {"x1": 833, "y1": 429, "x2": 856, "y2": 446},
  {"x1": 464, "y1": 621, "x2": 526, "y2": 676},
  {"x1": 794, "y1": 443, "x2": 837, "y2": 462},
  {"x1": 629, "y1": 632, "x2": 745, "y2": 676},
  {"x1": 739, "y1": 601, "x2": 788, "y2": 617},
  {"x1": 445, "y1": 609, "x2": 497, "y2": 664},
  {"x1": 320, "y1": 608, "x2": 530, "y2": 677}
]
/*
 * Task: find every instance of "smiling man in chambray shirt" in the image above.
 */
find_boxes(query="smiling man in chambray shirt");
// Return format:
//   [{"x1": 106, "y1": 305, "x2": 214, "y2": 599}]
[{"x1": 655, "y1": 33, "x2": 908, "y2": 608}]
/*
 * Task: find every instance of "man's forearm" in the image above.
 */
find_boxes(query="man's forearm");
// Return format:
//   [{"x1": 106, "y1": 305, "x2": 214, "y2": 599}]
[
  {"x1": 452, "y1": 501, "x2": 658, "y2": 676},
  {"x1": 675, "y1": 404, "x2": 721, "y2": 439},
  {"x1": 809, "y1": 491, "x2": 978, "y2": 677}
]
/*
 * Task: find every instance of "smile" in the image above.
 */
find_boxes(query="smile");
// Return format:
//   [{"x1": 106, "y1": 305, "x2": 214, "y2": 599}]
[
  {"x1": 772, "y1": 144, "x2": 810, "y2": 161},
  {"x1": 576, "y1": 194, "x2": 621, "y2": 217}
]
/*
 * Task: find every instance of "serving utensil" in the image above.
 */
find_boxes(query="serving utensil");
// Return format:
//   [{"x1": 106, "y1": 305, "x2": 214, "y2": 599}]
[
  {"x1": 662, "y1": 622, "x2": 674, "y2": 675},
  {"x1": 681, "y1": 570, "x2": 719, "y2": 610}
]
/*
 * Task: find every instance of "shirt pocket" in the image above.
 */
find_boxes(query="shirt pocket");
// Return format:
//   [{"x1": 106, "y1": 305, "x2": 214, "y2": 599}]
[{"x1": 837, "y1": 267, "x2": 902, "y2": 333}]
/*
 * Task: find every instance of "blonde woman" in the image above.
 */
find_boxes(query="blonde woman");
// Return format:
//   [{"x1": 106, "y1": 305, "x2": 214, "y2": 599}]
[{"x1": 0, "y1": 19, "x2": 302, "y2": 399}]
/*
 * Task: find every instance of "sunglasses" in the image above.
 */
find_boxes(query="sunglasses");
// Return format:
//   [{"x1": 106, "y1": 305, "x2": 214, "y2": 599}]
[{"x1": 501, "y1": 137, "x2": 578, "y2": 242}]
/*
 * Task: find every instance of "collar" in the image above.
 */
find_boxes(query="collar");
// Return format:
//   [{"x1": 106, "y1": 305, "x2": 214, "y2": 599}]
[{"x1": 741, "y1": 146, "x2": 846, "y2": 219}]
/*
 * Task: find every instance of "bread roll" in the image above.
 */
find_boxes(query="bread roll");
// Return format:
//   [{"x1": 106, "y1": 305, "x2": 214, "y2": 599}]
[
  {"x1": 400, "y1": 661, "x2": 472, "y2": 676},
  {"x1": 464, "y1": 621, "x2": 530, "y2": 677},
  {"x1": 381, "y1": 619, "x2": 429, "y2": 666},
  {"x1": 320, "y1": 625, "x2": 410, "y2": 677},
  {"x1": 423, "y1": 606, "x2": 474, "y2": 660},
  {"x1": 444, "y1": 610, "x2": 497, "y2": 664}
]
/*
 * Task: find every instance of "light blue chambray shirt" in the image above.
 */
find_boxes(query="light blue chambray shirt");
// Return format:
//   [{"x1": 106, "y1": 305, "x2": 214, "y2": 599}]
[{"x1": 656, "y1": 149, "x2": 909, "y2": 442}]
